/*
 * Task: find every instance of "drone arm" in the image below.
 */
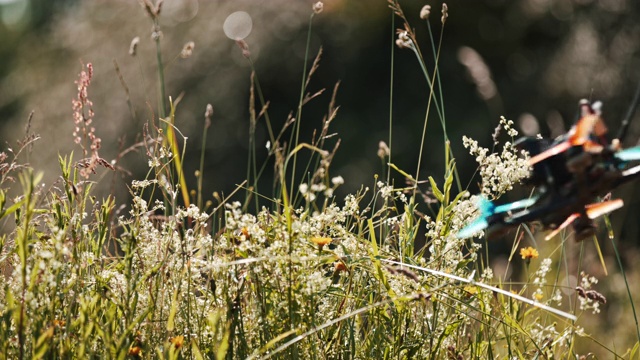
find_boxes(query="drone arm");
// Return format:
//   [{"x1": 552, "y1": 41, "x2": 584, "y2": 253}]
[
  {"x1": 544, "y1": 199, "x2": 624, "y2": 241},
  {"x1": 528, "y1": 141, "x2": 571, "y2": 165},
  {"x1": 613, "y1": 164, "x2": 640, "y2": 188},
  {"x1": 545, "y1": 213, "x2": 580, "y2": 241}
]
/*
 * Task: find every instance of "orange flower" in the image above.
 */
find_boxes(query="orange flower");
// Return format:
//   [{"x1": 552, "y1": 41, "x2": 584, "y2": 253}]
[
  {"x1": 53, "y1": 319, "x2": 66, "y2": 328},
  {"x1": 128, "y1": 346, "x2": 143, "y2": 357},
  {"x1": 520, "y1": 247, "x2": 539, "y2": 260},
  {"x1": 170, "y1": 335, "x2": 184, "y2": 349}
]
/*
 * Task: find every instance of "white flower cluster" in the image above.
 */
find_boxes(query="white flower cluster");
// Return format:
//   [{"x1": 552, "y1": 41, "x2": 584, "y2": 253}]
[
  {"x1": 462, "y1": 118, "x2": 531, "y2": 198},
  {"x1": 299, "y1": 175, "x2": 344, "y2": 201},
  {"x1": 147, "y1": 144, "x2": 172, "y2": 168},
  {"x1": 530, "y1": 258, "x2": 565, "y2": 306},
  {"x1": 425, "y1": 192, "x2": 481, "y2": 273},
  {"x1": 499, "y1": 116, "x2": 519, "y2": 137},
  {"x1": 533, "y1": 258, "x2": 553, "y2": 286},
  {"x1": 178, "y1": 203, "x2": 210, "y2": 223},
  {"x1": 377, "y1": 181, "x2": 394, "y2": 200}
]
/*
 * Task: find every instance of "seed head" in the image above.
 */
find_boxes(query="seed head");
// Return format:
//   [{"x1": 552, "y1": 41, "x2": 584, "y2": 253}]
[
  {"x1": 313, "y1": 1, "x2": 324, "y2": 14},
  {"x1": 129, "y1": 36, "x2": 140, "y2": 56},
  {"x1": 235, "y1": 39, "x2": 251, "y2": 58},
  {"x1": 377, "y1": 140, "x2": 390, "y2": 159},
  {"x1": 441, "y1": 3, "x2": 448, "y2": 24},
  {"x1": 395, "y1": 31, "x2": 412, "y2": 49},
  {"x1": 180, "y1": 41, "x2": 195, "y2": 58},
  {"x1": 420, "y1": 5, "x2": 431, "y2": 20}
]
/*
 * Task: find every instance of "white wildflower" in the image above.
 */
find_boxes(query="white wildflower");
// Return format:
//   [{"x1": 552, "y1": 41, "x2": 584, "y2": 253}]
[
  {"x1": 463, "y1": 122, "x2": 530, "y2": 198},
  {"x1": 533, "y1": 258, "x2": 552, "y2": 286}
]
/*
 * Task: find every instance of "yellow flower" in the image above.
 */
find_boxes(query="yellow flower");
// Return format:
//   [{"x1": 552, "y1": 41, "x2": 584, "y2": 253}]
[
  {"x1": 53, "y1": 319, "x2": 66, "y2": 328},
  {"x1": 463, "y1": 285, "x2": 478, "y2": 296},
  {"x1": 520, "y1": 247, "x2": 539, "y2": 260},
  {"x1": 240, "y1": 227, "x2": 250, "y2": 240},
  {"x1": 534, "y1": 292, "x2": 544, "y2": 301},
  {"x1": 311, "y1": 236, "x2": 332, "y2": 248},
  {"x1": 170, "y1": 335, "x2": 184, "y2": 349}
]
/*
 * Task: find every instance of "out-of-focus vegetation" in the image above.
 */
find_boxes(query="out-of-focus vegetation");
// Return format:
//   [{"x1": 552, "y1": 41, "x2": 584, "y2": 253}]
[{"x1": 1, "y1": 0, "x2": 639, "y2": 199}]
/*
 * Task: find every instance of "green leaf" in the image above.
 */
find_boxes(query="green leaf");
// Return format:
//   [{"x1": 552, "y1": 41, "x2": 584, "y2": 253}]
[
  {"x1": 166, "y1": 286, "x2": 179, "y2": 332},
  {"x1": 428, "y1": 176, "x2": 444, "y2": 203},
  {"x1": 388, "y1": 163, "x2": 416, "y2": 182},
  {"x1": 33, "y1": 327, "x2": 53, "y2": 359},
  {"x1": 191, "y1": 339, "x2": 205, "y2": 360},
  {"x1": 0, "y1": 198, "x2": 26, "y2": 220},
  {"x1": 443, "y1": 159, "x2": 455, "y2": 204},
  {"x1": 629, "y1": 341, "x2": 639, "y2": 359},
  {"x1": 253, "y1": 328, "x2": 298, "y2": 359}
]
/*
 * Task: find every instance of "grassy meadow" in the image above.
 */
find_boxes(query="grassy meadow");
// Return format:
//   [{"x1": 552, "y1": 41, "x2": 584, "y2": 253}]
[{"x1": 0, "y1": 0, "x2": 638, "y2": 358}]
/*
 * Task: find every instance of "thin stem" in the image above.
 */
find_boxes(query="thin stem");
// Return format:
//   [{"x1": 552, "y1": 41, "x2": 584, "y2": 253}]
[
  {"x1": 387, "y1": 12, "x2": 395, "y2": 185},
  {"x1": 197, "y1": 107, "x2": 211, "y2": 210},
  {"x1": 427, "y1": 21, "x2": 463, "y2": 193},
  {"x1": 288, "y1": 13, "x2": 315, "y2": 201},
  {"x1": 154, "y1": 21, "x2": 166, "y2": 119},
  {"x1": 413, "y1": 45, "x2": 439, "y2": 195},
  {"x1": 610, "y1": 232, "x2": 640, "y2": 342}
]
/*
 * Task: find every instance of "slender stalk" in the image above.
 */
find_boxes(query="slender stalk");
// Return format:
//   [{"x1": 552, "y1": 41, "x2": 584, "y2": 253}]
[
  {"x1": 153, "y1": 20, "x2": 166, "y2": 119},
  {"x1": 246, "y1": 72, "x2": 258, "y2": 210},
  {"x1": 412, "y1": 47, "x2": 439, "y2": 195},
  {"x1": 288, "y1": 13, "x2": 315, "y2": 200},
  {"x1": 387, "y1": 12, "x2": 395, "y2": 185},
  {"x1": 426, "y1": 21, "x2": 463, "y2": 193},
  {"x1": 609, "y1": 229, "x2": 640, "y2": 342},
  {"x1": 197, "y1": 105, "x2": 212, "y2": 210}
]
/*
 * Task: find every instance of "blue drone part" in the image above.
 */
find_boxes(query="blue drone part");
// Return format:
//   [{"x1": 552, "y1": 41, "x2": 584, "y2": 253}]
[
  {"x1": 615, "y1": 146, "x2": 640, "y2": 162},
  {"x1": 456, "y1": 197, "x2": 538, "y2": 239}
]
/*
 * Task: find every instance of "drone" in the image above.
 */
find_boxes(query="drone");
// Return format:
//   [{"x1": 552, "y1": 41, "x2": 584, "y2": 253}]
[{"x1": 458, "y1": 85, "x2": 640, "y2": 242}]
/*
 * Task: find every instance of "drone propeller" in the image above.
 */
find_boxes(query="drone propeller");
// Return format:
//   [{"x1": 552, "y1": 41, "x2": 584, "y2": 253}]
[
  {"x1": 544, "y1": 199, "x2": 624, "y2": 241},
  {"x1": 615, "y1": 145, "x2": 640, "y2": 162},
  {"x1": 456, "y1": 197, "x2": 538, "y2": 238},
  {"x1": 456, "y1": 217, "x2": 489, "y2": 239},
  {"x1": 622, "y1": 164, "x2": 640, "y2": 177},
  {"x1": 528, "y1": 141, "x2": 571, "y2": 166},
  {"x1": 585, "y1": 198, "x2": 624, "y2": 219},
  {"x1": 528, "y1": 114, "x2": 601, "y2": 166}
]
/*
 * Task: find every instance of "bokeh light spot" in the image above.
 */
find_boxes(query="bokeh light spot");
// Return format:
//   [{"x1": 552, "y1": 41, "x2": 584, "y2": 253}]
[
  {"x1": 223, "y1": 11, "x2": 252, "y2": 40},
  {"x1": 518, "y1": 113, "x2": 540, "y2": 136}
]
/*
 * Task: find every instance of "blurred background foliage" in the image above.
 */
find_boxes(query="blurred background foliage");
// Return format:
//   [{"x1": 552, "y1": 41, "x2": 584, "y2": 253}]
[{"x1": 0, "y1": 0, "x2": 640, "y2": 352}]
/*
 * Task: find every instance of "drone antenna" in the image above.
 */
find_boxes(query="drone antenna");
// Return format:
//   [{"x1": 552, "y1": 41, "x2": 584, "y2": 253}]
[{"x1": 616, "y1": 79, "x2": 640, "y2": 143}]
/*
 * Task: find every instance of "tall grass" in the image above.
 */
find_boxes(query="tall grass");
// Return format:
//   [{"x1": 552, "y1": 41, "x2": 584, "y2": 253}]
[{"x1": 0, "y1": 0, "x2": 636, "y2": 359}]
